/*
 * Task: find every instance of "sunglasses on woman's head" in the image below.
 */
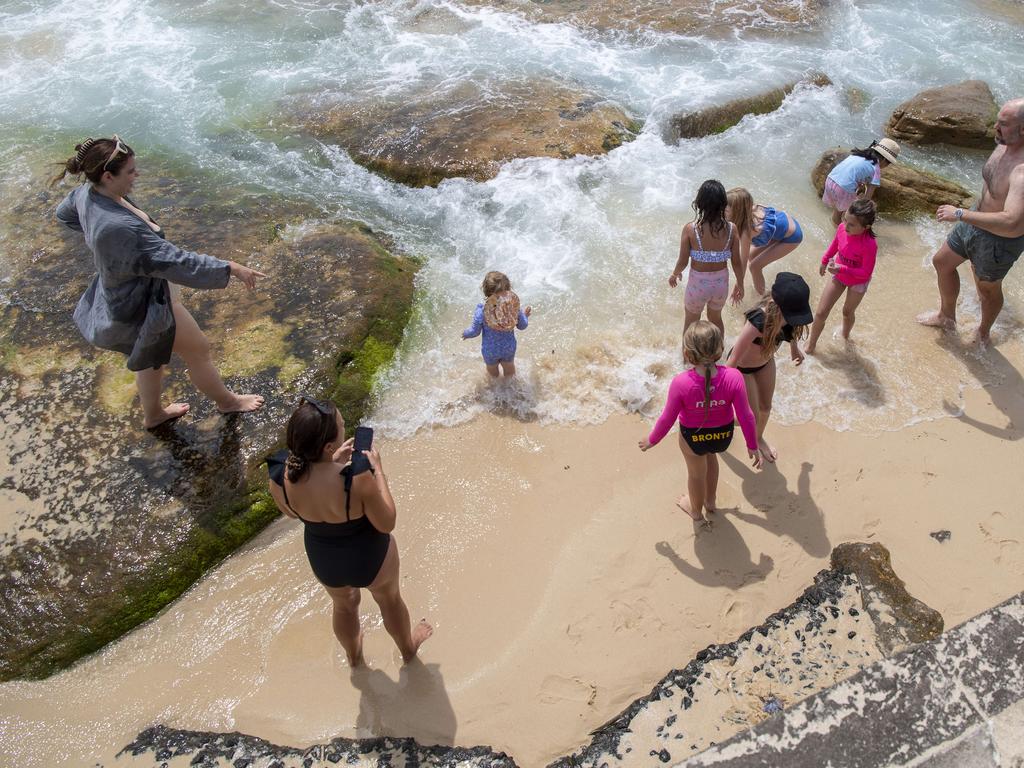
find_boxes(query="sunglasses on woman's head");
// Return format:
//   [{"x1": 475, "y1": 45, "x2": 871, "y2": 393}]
[
  {"x1": 102, "y1": 134, "x2": 128, "y2": 171},
  {"x1": 298, "y1": 395, "x2": 332, "y2": 416}
]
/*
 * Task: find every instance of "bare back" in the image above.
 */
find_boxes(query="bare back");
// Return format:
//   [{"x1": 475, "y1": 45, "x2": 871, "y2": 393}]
[{"x1": 284, "y1": 462, "x2": 366, "y2": 523}]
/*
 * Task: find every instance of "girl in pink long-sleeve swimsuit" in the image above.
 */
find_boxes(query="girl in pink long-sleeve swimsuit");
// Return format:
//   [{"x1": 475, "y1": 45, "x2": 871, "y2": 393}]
[
  {"x1": 639, "y1": 321, "x2": 761, "y2": 522},
  {"x1": 806, "y1": 199, "x2": 879, "y2": 354}
]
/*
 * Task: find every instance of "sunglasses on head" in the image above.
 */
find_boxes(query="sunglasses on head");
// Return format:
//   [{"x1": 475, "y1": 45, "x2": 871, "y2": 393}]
[
  {"x1": 102, "y1": 134, "x2": 129, "y2": 172},
  {"x1": 298, "y1": 394, "x2": 333, "y2": 416}
]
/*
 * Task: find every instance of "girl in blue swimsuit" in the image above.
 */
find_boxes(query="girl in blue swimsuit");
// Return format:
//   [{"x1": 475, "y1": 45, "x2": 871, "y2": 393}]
[
  {"x1": 266, "y1": 397, "x2": 432, "y2": 667},
  {"x1": 726, "y1": 187, "x2": 804, "y2": 296}
]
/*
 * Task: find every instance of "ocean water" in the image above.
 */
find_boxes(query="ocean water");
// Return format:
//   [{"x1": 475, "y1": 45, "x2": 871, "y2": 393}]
[{"x1": 1, "y1": 0, "x2": 1022, "y2": 436}]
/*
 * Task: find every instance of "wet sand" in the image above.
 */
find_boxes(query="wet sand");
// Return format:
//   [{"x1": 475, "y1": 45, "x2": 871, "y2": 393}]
[{"x1": 2, "y1": 345, "x2": 1023, "y2": 766}]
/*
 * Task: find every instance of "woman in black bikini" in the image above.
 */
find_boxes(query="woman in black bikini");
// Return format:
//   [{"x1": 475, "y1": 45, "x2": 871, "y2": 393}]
[
  {"x1": 726, "y1": 273, "x2": 812, "y2": 463},
  {"x1": 267, "y1": 397, "x2": 432, "y2": 667}
]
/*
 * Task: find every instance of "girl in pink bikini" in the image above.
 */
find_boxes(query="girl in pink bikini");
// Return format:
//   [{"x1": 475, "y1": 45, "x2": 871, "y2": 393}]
[
  {"x1": 805, "y1": 199, "x2": 878, "y2": 353},
  {"x1": 669, "y1": 180, "x2": 745, "y2": 339},
  {"x1": 639, "y1": 321, "x2": 762, "y2": 523}
]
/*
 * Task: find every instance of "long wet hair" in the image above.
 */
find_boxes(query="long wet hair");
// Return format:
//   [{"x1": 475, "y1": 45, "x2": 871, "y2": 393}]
[
  {"x1": 682, "y1": 320, "x2": 725, "y2": 425},
  {"x1": 482, "y1": 271, "x2": 512, "y2": 297},
  {"x1": 692, "y1": 179, "x2": 728, "y2": 238},
  {"x1": 50, "y1": 136, "x2": 135, "y2": 186},
  {"x1": 847, "y1": 199, "x2": 877, "y2": 238},
  {"x1": 756, "y1": 296, "x2": 808, "y2": 359},
  {"x1": 285, "y1": 400, "x2": 340, "y2": 483},
  {"x1": 726, "y1": 187, "x2": 755, "y2": 237},
  {"x1": 849, "y1": 144, "x2": 884, "y2": 166}
]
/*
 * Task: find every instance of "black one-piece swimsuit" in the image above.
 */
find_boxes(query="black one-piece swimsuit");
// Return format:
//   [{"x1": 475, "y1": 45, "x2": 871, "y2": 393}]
[{"x1": 267, "y1": 452, "x2": 390, "y2": 589}]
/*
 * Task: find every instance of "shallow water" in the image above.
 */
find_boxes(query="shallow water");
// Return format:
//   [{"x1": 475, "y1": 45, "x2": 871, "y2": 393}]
[
  {"x1": 2, "y1": 0, "x2": 1022, "y2": 438},
  {"x1": 1, "y1": 1, "x2": 1024, "y2": 764}
]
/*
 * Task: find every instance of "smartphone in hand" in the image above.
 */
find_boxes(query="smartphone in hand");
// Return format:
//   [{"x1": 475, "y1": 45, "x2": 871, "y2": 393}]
[{"x1": 350, "y1": 426, "x2": 374, "y2": 476}]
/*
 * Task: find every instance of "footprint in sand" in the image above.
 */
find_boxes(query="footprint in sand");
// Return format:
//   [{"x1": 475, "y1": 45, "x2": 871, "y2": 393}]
[
  {"x1": 610, "y1": 597, "x2": 663, "y2": 633},
  {"x1": 978, "y1": 511, "x2": 1020, "y2": 564},
  {"x1": 539, "y1": 675, "x2": 598, "y2": 706},
  {"x1": 719, "y1": 598, "x2": 751, "y2": 636}
]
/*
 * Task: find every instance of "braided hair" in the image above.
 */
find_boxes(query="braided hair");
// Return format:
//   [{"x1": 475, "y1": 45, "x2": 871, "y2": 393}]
[{"x1": 682, "y1": 320, "x2": 725, "y2": 427}]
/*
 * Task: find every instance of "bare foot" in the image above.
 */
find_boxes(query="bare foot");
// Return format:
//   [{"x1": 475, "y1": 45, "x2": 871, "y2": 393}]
[
  {"x1": 347, "y1": 630, "x2": 365, "y2": 668},
  {"x1": 217, "y1": 393, "x2": 265, "y2": 414},
  {"x1": 676, "y1": 494, "x2": 705, "y2": 522},
  {"x1": 759, "y1": 440, "x2": 778, "y2": 463},
  {"x1": 144, "y1": 402, "x2": 190, "y2": 430},
  {"x1": 403, "y1": 619, "x2": 433, "y2": 663},
  {"x1": 704, "y1": 497, "x2": 717, "y2": 515},
  {"x1": 971, "y1": 330, "x2": 992, "y2": 350},
  {"x1": 916, "y1": 310, "x2": 956, "y2": 330},
  {"x1": 804, "y1": 343, "x2": 816, "y2": 355}
]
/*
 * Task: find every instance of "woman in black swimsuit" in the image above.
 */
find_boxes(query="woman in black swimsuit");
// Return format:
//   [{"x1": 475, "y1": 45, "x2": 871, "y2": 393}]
[
  {"x1": 267, "y1": 397, "x2": 432, "y2": 667},
  {"x1": 726, "y1": 273, "x2": 812, "y2": 463}
]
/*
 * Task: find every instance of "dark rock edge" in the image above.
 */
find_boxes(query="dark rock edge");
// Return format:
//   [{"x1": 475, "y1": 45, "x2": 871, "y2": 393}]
[
  {"x1": 5, "y1": 242, "x2": 420, "y2": 682},
  {"x1": 120, "y1": 726, "x2": 518, "y2": 768},
  {"x1": 547, "y1": 567, "x2": 855, "y2": 767}
]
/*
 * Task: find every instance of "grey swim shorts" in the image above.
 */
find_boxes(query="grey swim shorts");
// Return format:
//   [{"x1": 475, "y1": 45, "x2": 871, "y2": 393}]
[{"x1": 947, "y1": 221, "x2": 1024, "y2": 282}]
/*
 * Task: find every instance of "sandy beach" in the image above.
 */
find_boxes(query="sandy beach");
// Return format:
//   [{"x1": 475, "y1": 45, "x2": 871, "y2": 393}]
[
  {"x1": 2, "y1": 343, "x2": 1023, "y2": 766},
  {"x1": 2, "y1": 2, "x2": 1023, "y2": 764}
]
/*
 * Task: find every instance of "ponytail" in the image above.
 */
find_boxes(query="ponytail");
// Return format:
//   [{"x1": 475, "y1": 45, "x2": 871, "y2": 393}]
[
  {"x1": 284, "y1": 400, "x2": 339, "y2": 483},
  {"x1": 849, "y1": 146, "x2": 882, "y2": 166},
  {"x1": 682, "y1": 320, "x2": 725, "y2": 427},
  {"x1": 702, "y1": 365, "x2": 713, "y2": 426},
  {"x1": 285, "y1": 453, "x2": 311, "y2": 483}
]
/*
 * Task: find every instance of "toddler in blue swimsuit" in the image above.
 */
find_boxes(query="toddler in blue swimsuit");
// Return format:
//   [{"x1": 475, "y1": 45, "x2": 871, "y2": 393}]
[{"x1": 462, "y1": 271, "x2": 531, "y2": 377}]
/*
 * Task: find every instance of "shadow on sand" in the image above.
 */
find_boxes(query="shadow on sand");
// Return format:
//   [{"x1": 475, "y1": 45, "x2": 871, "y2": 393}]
[
  {"x1": 719, "y1": 456, "x2": 831, "y2": 559},
  {"x1": 937, "y1": 333, "x2": 1024, "y2": 441},
  {"x1": 351, "y1": 660, "x2": 457, "y2": 746},
  {"x1": 655, "y1": 509, "x2": 774, "y2": 589}
]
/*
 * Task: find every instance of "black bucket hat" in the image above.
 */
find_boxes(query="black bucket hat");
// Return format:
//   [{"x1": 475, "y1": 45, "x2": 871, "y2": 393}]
[{"x1": 771, "y1": 272, "x2": 814, "y2": 326}]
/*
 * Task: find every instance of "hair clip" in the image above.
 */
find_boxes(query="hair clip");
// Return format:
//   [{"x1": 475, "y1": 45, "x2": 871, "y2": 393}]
[{"x1": 75, "y1": 138, "x2": 96, "y2": 162}]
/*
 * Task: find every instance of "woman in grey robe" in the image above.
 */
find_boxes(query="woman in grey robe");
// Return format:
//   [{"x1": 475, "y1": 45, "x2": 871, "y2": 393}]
[{"x1": 54, "y1": 136, "x2": 266, "y2": 428}]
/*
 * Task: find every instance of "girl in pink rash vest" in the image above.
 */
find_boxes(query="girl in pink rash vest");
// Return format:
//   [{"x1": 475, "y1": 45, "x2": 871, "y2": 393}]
[
  {"x1": 806, "y1": 199, "x2": 878, "y2": 354},
  {"x1": 639, "y1": 321, "x2": 761, "y2": 523}
]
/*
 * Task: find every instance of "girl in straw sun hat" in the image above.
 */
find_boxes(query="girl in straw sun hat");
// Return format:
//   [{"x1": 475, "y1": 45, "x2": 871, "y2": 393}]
[
  {"x1": 821, "y1": 137, "x2": 900, "y2": 226},
  {"x1": 462, "y1": 271, "x2": 531, "y2": 378}
]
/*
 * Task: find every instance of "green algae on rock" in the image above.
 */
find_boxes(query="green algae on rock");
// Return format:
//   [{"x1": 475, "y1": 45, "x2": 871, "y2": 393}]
[
  {"x1": 810, "y1": 148, "x2": 974, "y2": 218},
  {"x1": 670, "y1": 72, "x2": 833, "y2": 141},
  {"x1": 0, "y1": 157, "x2": 417, "y2": 681},
  {"x1": 289, "y1": 80, "x2": 641, "y2": 187},
  {"x1": 831, "y1": 541, "x2": 944, "y2": 655}
]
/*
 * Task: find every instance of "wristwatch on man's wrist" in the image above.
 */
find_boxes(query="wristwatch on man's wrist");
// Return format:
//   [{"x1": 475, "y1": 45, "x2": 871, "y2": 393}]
[{"x1": 954, "y1": 208, "x2": 964, "y2": 220}]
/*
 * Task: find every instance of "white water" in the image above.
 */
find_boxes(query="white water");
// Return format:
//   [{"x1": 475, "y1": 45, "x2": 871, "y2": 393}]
[{"x1": 1, "y1": 0, "x2": 1022, "y2": 436}]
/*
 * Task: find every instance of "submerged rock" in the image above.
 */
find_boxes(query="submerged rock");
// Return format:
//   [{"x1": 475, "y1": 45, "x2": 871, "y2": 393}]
[
  {"x1": 0, "y1": 159, "x2": 417, "y2": 681},
  {"x1": 886, "y1": 80, "x2": 998, "y2": 149},
  {"x1": 293, "y1": 80, "x2": 641, "y2": 187},
  {"x1": 670, "y1": 72, "x2": 832, "y2": 141},
  {"x1": 810, "y1": 148, "x2": 974, "y2": 217},
  {"x1": 831, "y1": 542, "x2": 944, "y2": 655},
  {"x1": 458, "y1": 0, "x2": 826, "y2": 36}
]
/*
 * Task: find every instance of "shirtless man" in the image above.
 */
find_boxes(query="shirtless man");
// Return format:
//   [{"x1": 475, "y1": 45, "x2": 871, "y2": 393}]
[{"x1": 917, "y1": 98, "x2": 1024, "y2": 346}]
